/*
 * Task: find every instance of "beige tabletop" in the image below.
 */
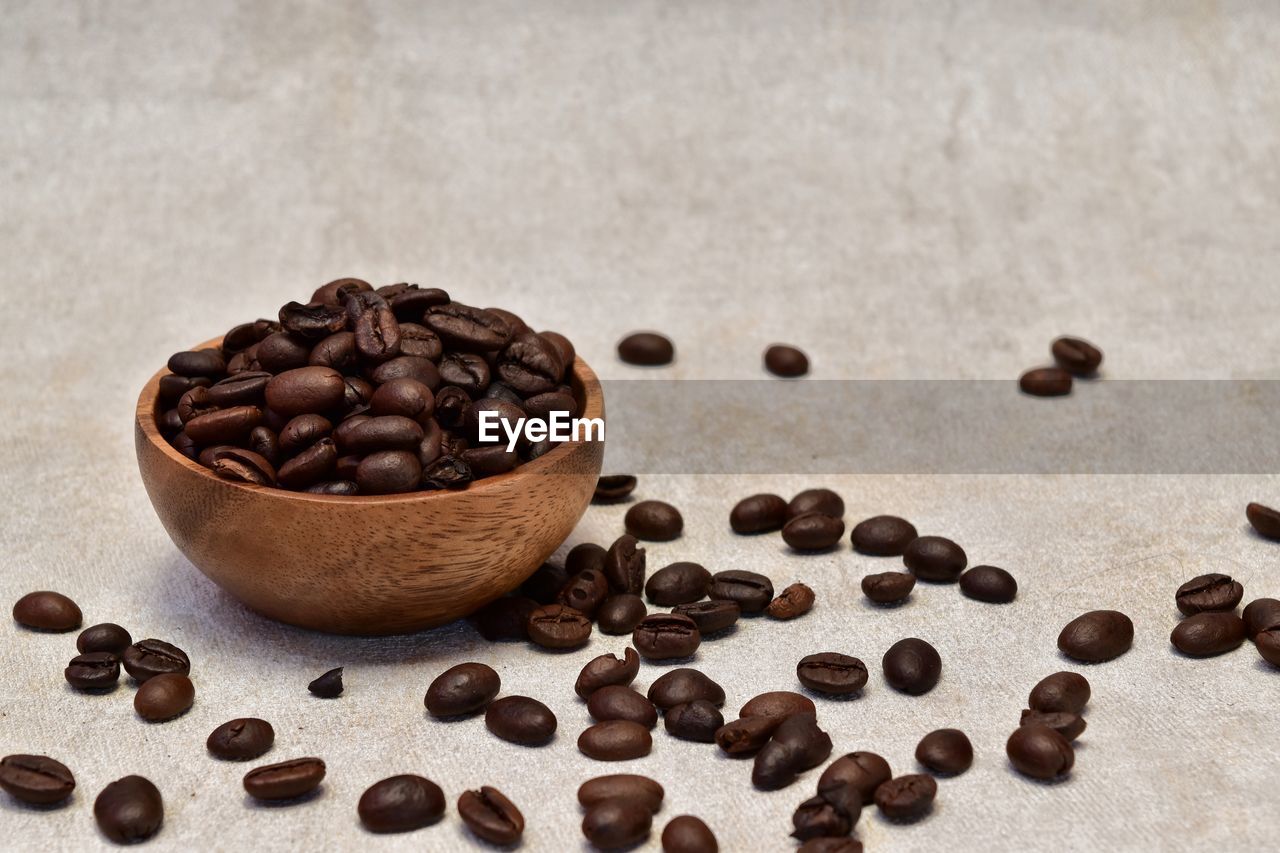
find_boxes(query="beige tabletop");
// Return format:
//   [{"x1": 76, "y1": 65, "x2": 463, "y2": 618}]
[{"x1": 2, "y1": 2, "x2": 1279, "y2": 851}]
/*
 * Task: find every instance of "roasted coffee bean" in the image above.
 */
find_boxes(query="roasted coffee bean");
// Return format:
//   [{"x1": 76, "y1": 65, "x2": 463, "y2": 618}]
[
  {"x1": 752, "y1": 713, "x2": 833, "y2": 790},
  {"x1": 1028, "y1": 671, "x2": 1091, "y2": 714},
  {"x1": 472, "y1": 596, "x2": 538, "y2": 642},
  {"x1": 121, "y1": 639, "x2": 190, "y2": 682},
  {"x1": 1007, "y1": 724, "x2": 1074, "y2": 780},
  {"x1": 579, "y1": 720, "x2": 653, "y2": 761},
  {"x1": 308, "y1": 667, "x2": 344, "y2": 698},
  {"x1": 263, "y1": 366, "x2": 346, "y2": 417},
  {"x1": 390, "y1": 286, "x2": 450, "y2": 321},
  {"x1": 588, "y1": 686, "x2": 658, "y2": 729},
  {"x1": 77, "y1": 623, "x2": 132, "y2": 655},
  {"x1": 540, "y1": 331, "x2": 575, "y2": 375},
  {"x1": 527, "y1": 604, "x2": 592, "y2": 650},
  {"x1": 764, "y1": 344, "x2": 809, "y2": 378},
  {"x1": 708, "y1": 570, "x2": 773, "y2": 614},
  {"x1": 1019, "y1": 709, "x2": 1087, "y2": 741},
  {"x1": 12, "y1": 590, "x2": 82, "y2": 632},
  {"x1": 566, "y1": 542, "x2": 608, "y2": 575},
  {"x1": 521, "y1": 562, "x2": 572, "y2": 605},
  {"x1": 197, "y1": 445, "x2": 240, "y2": 468},
  {"x1": 1175, "y1": 573, "x2": 1244, "y2": 616},
  {"x1": 65, "y1": 652, "x2": 121, "y2": 691},
  {"x1": 279, "y1": 414, "x2": 332, "y2": 455},
  {"x1": 421, "y1": 455, "x2": 473, "y2": 490},
  {"x1": 662, "y1": 815, "x2": 718, "y2": 853},
  {"x1": 357, "y1": 450, "x2": 421, "y2": 495},
  {"x1": 783, "y1": 513, "x2": 845, "y2": 551},
  {"x1": 224, "y1": 319, "x2": 277, "y2": 354},
  {"x1": 370, "y1": 378, "x2": 435, "y2": 426},
  {"x1": 1019, "y1": 366, "x2": 1072, "y2": 396},
  {"x1": 576, "y1": 648, "x2": 641, "y2": 699},
  {"x1": 861, "y1": 571, "x2": 916, "y2": 605},
  {"x1": 598, "y1": 594, "x2": 648, "y2": 635},
  {"x1": 1246, "y1": 502, "x2": 1280, "y2": 541},
  {"x1": 625, "y1": 500, "x2": 684, "y2": 542},
  {"x1": 819, "y1": 751, "x2": 892, "y2": 806},
  {"x1": 1051, "y1": 336, "x2": 1103, "y2": 375},
  {"x1": 354, "y1": 303, "x2": 401, "y2": 362},
  {"x1": 882, "y1": 638, "x2": 941, "y2": 695},
  {"x1": 577, "y1": 774, "x2": 664, "y2": 813},
  {"x1": 186, "y1": 405, "x2": 264, "y2": 445},
  {"x1": 207, "y1": 718, "x2": 275, "y2": 761},
  {"x1": 672, "y1": 600, "x2": 741, "y2": 634},
  {"x1": 583, "y1": 798, "x2": 654, "y2": 849},
  {"x1": 1243, "y1": 598, "x2": 1280, "y2": 638},
  {"x1": 426, "y1": 303, "x2": 513, "y2": 352},
  {"x1": 158, "y1": 408, "x2": 184, "y2": 435},
  {"x1": 1057, "y1": 610, "x2": 1134, "y2": 662},
  {"x1": 439, "y1": 352, "x2": 492, "y2": 395},
  {"x1": 134, "y1": 673, "x2": 195, "y2": 722},
  {"x1": 633, "y1": 614, "x2": 701, "y2": 660},
  {"x1": 425, "y1": 662, "x2": 500, "y2": 717},
  {"x1": 464, "y1": 398, "x2": 523, "y2": 446},
  {"x1": 902, "y1": 536, "x2": 966, "y2": 582},
  {"x1": 211, "y1": 448, "x2": 277, "y2": 485},
  {"x1": 1171, "y1": 612, "x2": 1246, "y2": 657},
  {"x1": 874, "y1": 774, "x2": 936, "y2": 821},
  {"x1": 175, "y1": 388, "x2": 217, "y2": 423},
  {"x1": 244, "y1": 757, "x2": 326, "y2": 801},
  {"x1": 208, "y1": 371, "x2": 272, "y2": 407},
  {"x1": 94, "y1": 776, "x2": 163, "y2": 843},
  {"x1": 498, "y1": 333, "x2": 562, "y2": 395},
  {"x1": 604, "y1": 534, "x2": 646, "y2": 595},
  {"x1": 257, "y1": 331, "x2": 312, "y2": 372},
  {"x1": 524, "y1": 389, "x2": 577, "y2": 420},
  {"x1": 850, "y1": 515, "x2": 918, "y2": 556},
  {"x1": 356, "y1": 774, "x2": 445, "y2": 833},
  {"x1": 369, "y1": 356, "x2": 443, "y2": 390},
  {"x1": 336, "y1": 415, "x2": 424, "y2": 454},
  {"x1": 558, "y1": 569, "x2": 610, "y2": 617},
  {"x1": 791, "y1": 794, "x2": 857, "y2": 842},
  {"x1": 617, "y1": 332, "x2": 674, "y2": 366},
  {"x1": 648, "y1": 668, "x2": 726, "y2": 710},
  {"x1": 279, "y1": 301, "x2": 347, "y2": 340},
  {"x1": 798, "y1": 838, "x2": 863, "y2": 853},
  {"x1": 168, "y1": 349, "x2": 226, "y2": 377},
  {"x1": 594, "y1": 474, "x2": 638, "y2": 503},
  {"x1": 248, "y1": 426, "x2": 281, "y2": 466},
  {"x1": 432, "y1": 385, "x2": 471, "y2": 429},
  {"x1": 485, "y1": 696, "x2": 557, "y2": 746},
  {"x1": 306, "y1": 480, "x2": 359, "y2": 495},
  {"x1": 308, "y1": 331, "x2": 359, "y2": 372},
  {"x1": 740, "y1": 691, "x2": 816, "y2": 720},
  {"x1": 646, "y1": 562, "x2": 711, "y2": 606},
  {"x1": 1257, "y1": 629, "x2": 1280, "y2": 667},
  {"x1": 797, "y1": 653, "x2": 867, "y2": 695},
  {"x1": 278, "y1": 437, "x2": 338, "y2": 489},
  {"x1": 0, "y1": 754, "x2": 75, "y2": 805},
  {"x1": 915, "y1": 729, "x2": 972, "y2": 775},
  {"x1": 729, "y1": 493, "x2": 788, "y2": 534},
  {"x1": 342, "y1": 376, "x2": 375, "y2": 412},
  {"x1": 172, "y1": 431, "x2": 198, "y2": 459},
  {"x1": 715, "y1": 716, "x2": 782, "y2": 755},
  {"x1": 312, "y1": 278, "x2": 372, "y2": 305},
  {"x1": 159, "y1": 374, "x2": 211, "y2": 406},
  {"x1": 664, "y1": 700, "x2": 724, "y2": 743},
  {"x1": 959, "y1": 565, "x2": 1018, "y2": 603},
  {"x1": 767, "y1": 583, "x2": 816, "y2": 620},
  {"x1": 458, "y1": 786, "x2": 524, "y2": 845},
  {"x1": 787, "y1": 488, "x2": 844, "y2": 520}
]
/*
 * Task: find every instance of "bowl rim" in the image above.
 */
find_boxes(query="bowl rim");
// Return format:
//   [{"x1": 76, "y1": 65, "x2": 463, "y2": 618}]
[{"x1": 136, "y1": 336, "x2": 605, "y2": 504}]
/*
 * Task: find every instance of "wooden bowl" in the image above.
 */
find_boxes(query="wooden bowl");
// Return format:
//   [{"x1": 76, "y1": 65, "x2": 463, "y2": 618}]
[{"x1": 134, "y1": 338, "x2": 605, "y2": 635}]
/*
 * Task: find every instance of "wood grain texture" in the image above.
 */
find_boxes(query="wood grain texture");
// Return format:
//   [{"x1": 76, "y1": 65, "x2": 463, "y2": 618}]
[{"x1": 135, "y1": 337, "x2": 605, "y2": 635}]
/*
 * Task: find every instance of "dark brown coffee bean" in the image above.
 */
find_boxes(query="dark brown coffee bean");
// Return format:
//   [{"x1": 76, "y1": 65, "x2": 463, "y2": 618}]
[
  {"x1": 617, "y1": 332, "x2": 674, "y2": 366},
  {"x1": 1175, "y1": 573, "x2": 1244, "y2": 616},
  {"x1": 171, "y1": 431, "x2": 198, "y2": 459},
  {"x1": 210, "y1": 448, "x2": 277, "y2": 485},
  {"x1": 903, "y1": 536, "x2": 966, "y2": 582},
  {"x1": 1246, "y1": 502, "x2": 1280, "y2": 541},
  {"x1": 648, "y1": 669, "x2": 726, "y2": 710},
  {"x1": 472, "y1": 596, "x2": 538, "y2": 641},
  {"x1": 369, "y1": 378, "x2": 434, "y2": 426},
  {"x1": 122, "y1": 639, "x2": 190, "y2": 682},
  {"x1": 207, "y1": 718, "x2": 274, "y2": 761},
  {"x1": 356, "y1": 450, "x2": 422, "y2": 494},
  {"x1": 307, "y1": 667, "x2": 344, "y2": 698},
  {"x1": 633, "y1": 613, "x2": 701, "y2": 660},
  {"x1": 389, "y1": 286, "x2": 450, "y2": 321},
  {"x1": 646, "y1": 562, "x2": 711, "y2": 606},
  {"x1": 458, "y1": 786, "x2": 524, "y2": 845},
  {"x1": 729, "y1": 493, "x2": 788, "y2": 534},
  {"x1": 764, "y1": 344, "x2": 809, "y2": 377},
  {"x1": 579, "y1": 720, "x2": 653, "y2": 761},
  {"x1": 0, "y1": 754, "x2": 75, "y2": 805},
  {"x1": 576, "y1": 648, "x2": 641, "y2": 699},
  {"x1": 915, "y1": 728, "x2": 972, "y2": 775},
  {"x1": 819, "y1": 751, "x2": 892, "y2": 806},
  {"x1": 1020, "y1": 709, "x2": 1087, "y2": 741},
  {"x1": 539, "y1": 331, "x2": 575, "y2": 376},
  {"x1": 1020, "y1": 366, "x2": 1073, "y2": 396},
  {"x1": 159, "y1": 374, "x2": 211, "y2": 406},
  {"x1": 308, "y1": 331, "x2": 359, "y2": 372},
  {"x1": 370, "y1": 355, "x2": 443, "y2": 390},
  {"x1": 1051, "y1": 336, "x2": 1103, "y2": 375},
  {"x1": 796, "y1": 653, "x2": 867, "y2": 695},
  {"x1": 672, "y1": 600, "x2": 741, "y2": 634},
  {"x1": 65, "y1": 652, "x2": 121, "y2": 691},
  {"x1": 167, "y1": 349, "x2": 226, "y2": 377},
  {"x1": 278, "y1": 438, "x2": 338, "y2": 489},
  {"x1": 593, "y1": 474, "x2": 637, "y2": 504},
  {"x1": 520, "y1": 562, "x2": 572, "y2": 605},
  {"x1": 791, "y1": 793, "x2": 858, "y2": 843},
  {"x1": 740, "y1": 690, "x2": 816, "y2": 720},
  {"x1": 439, "y1": 351, "x2": 492, "y2": 395},
  {"x1": 558, "y1": 569, "x2": 610, "y2": 617},
  {"x1": 485, "y1": 696, "x2": 557, "y2": 746},
  {"x1": 257, "y1": 331, "x2": 312, "y2": 372},
  {"x1": 186, "y1": 405, "x2": 264, "y2": 446},
  {"x1": 208, "y1": 371, "x2": 272, "y2": 407},
  {"x1": 714, "y1": 717, "x2": 782, "y2": 755},
  {"x1": 1028, "y1": 671, "x2": 1091, "y2": 714},
  {"x1": 158, "y1": 408, "x2": 184, "y2": 435},
  {"x1": 134, "y1": 673, "x2": 195, "y2": 722},
  {"x1": 312, "y1": 278, "x2": 372, "y2": 305},
  {"x1": 175, "y1": 388, "x2": 217, "y2": 423},
  {"x1": 959, "y1": 565, "x2": 1018, "y2": 603},
  {"x1": 356, "y1": 774, "x2": 445, "y2": 833},
  {"x1": 244, "y1": 757, "x2": 326, "y2": 801},
  {"x1": 752, "y1": 713, "x2": 832, "y2": 790},
  {"x1": 1007, "y1": 724, "x2": 1074, "y2": 780},
  {"x1": 1171, "y1": 612, "x2": 1246, "y2": 657},
  {"x1": 497, "y1": 333, "x2": 563, "y2": 395},
  {"x1": 426, "y1": 303, "x2": 513, "y2": 352},
  {"x1": 588, "y1": 686, "x2": 658, "y2": 729},
  {"x1": 425, "y1": 662, "x2": 500, "y2": 717},
  {"x1": 336, "y1": 415, "x2": 425, "y2": 454},
  {"x1": 1243, "y1": 598, "x2": 1280, "y2": 638},
  {"x1": 787, "y1": 488, "x2": 844, "y2": 520},
  {"x1": 566, "y1": 542, "x2": 608, "y2": 575},
  {"x1": 1058, "y1": 610, "x2": 1134, "y2": 662},
  {"x1": 1258, "y1": 628, "x2": 1280, "y2": 666},
  {"x1": 527, "y1": 604, "x2": 592, "y2": 649},
  {"x1": 598, "y1": 594, "x2": 648, "y2": 635},
  {"x1": 874, "y1": 774, "x2": 936, "y2": 821},
  {"x1": 708, "y1": 570, "x2": 773, "y2": 614},
  {"x1": 77, "y1": 623, "x2": 132, "y2": 655},
  {"x1": 861, "y1": 571, "x2": 916, "y2": 605},
  {"x1": 306, "y1": 480, "x2": 359, "y2": 495},
  {"x1": 882, "y1": 638, "x2": 941, "y2": 695},
  {"x1": 583, "y1": 798, "x2": 654, "y2": 849},
  {"x1": 279, "y1": 414, "x2": 333, "y2": 455},
  {"x1": 342, "y1": 376, "x2": 375, "y2": 412},
  {"x1": 664, "y1": 700, "x2": 724, "y2": 744},
  {"x1": 767, "y1": 583, "x2": 815, "y2": 620},
  {"x1": 783, "y1": 513, "x2": 845, "y2": 551},
  {"x1": 248, "y1": 426, "x2": 281, "y2": 466},
  {"x1": 12, "y1": 591, "x2": 82, "y2": 632},
  {"x1": 264, "y1": 366, "x2": 345, "y2": 417},
  {"x1": 605, "y1": 534, "x2": 646, "y2": 595},
  {"x1": 279, "y1": 301, "x2": 347, "y2": 340},
  {"x1": 850, "y1": 515, "x2": 918, "y2": 556},
  {"x1": 662, "y1": 815, "x2": 718, "y2": 853},
  {"x1": 577, "y1": 774, "x2": 664, "y2": 813},
  {"x1": 625, "y1": 500, "x2": 684, "y2": 542},
  {"x1": 95, "y1": 776, "x2": 163, "y2": 843},
  {"x1": 354, "y1": 303, "x2": 401, "y2": 362}
]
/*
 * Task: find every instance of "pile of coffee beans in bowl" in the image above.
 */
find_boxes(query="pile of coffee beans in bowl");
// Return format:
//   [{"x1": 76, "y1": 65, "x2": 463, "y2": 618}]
[{"x1": 155, "y1": 279, "x2": 579, "y2": 495}]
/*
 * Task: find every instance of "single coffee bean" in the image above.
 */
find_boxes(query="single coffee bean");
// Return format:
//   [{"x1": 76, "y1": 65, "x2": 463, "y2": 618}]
[
  {"x1": 672, "y1": 600, "x2": 740, "y2": 635},
  {"x1": 208, "y1": 371, "x2": 272, "y2": 407},
  {"x1": 134, "y1": 673, "x2": 195, "y2": 722},
  {"x1": 1171, "y1": 612, "x2": 1247, "y2": 657},
  {"x1": 439, "y1": 351, "x2": 492, "y2": 395},
  {"x1": 159, "y1": 373, "x2": 211, "y2": 406},
  {"x1": 168, "y1": 349, "x2": 226, "y2": 377},
  {"x1": 256, "y1": 331, "x2": 311, "y2": 372},
  {"x1": 390, "y1": 286, "x2": 450, "y2": 321},
  {"x1": 461, "y1": 444, "x2": 519, "y2": 476},
  {"x1": 338, "y1": 415, "x2": 425, "y2": 454},
  {"x1": 882, "y1": 638, "x2": 942, "y2": 695},
  {"x1": 244, "y1": 757, "x2": 326, "y2": 801},
  {"x1": 752, "y1": 713, "x2": 833, "y2": 790},
  {"x1": 497, "y1": 333, "x2": 562, "y2": 395},
  {"x1": 158, "y1": 408, "x2": 184, "y2": 435},
  {"x1": 277, "y1": 437, "x2": 338, "y2": 489},
  {"x1": 579, "y1": 720, "x2": 653, "y2": 761},
  {"x1": 791, "y1": 793, "x2": 858, "y2": 842},
  {"x1": 874, "y1": 774, "x2": 936, "y2": 821},
  {"x1": 306, "y1": 480, "x2": 358, "y2": 495},
  {"x1": 1020, "y1": 709, "x2": 1087, "y2": 741},
  {"x1": 588, "y1": 686, "x2": 658, "y2": 729},
  {"x1": 1245, "y1": 502, "x2": 1280, "y2": 541},
  {"x1": 207, "y1": 718, "x2": 274, "y2": 761},
  {"x1": 633, "y1": 613, "x2": 701, "y2": 660},
  {"x1": 598, "y1": 594, "x2": 648, "y2": 635},
  {"x1": 264, "y1": 366, "x2": 346, "y2": 417},
  {"x1": 1051, "y1": 336, "x2": 1103, "y2": 375},
  {"x1": 472, "y1": 596, "x2": 537, "y2": 642},
  {"x1": 426, "y1": 303, "x2": 513, "y2": 352},
  {"x1": 819, "y1": 751, "x2": 892, "y2": 806},
  {"x1": 421, "y1": 454, "x2": 474, "y2": 490},
  {"x1": 0, "y1": 754, "x2": 75, "y2": 805},
  {"x1": 1057, "y1": 610, "x2": 1134, "y2": 662},
  {"x1": 357, "y1": 775, "x2": 445, "y2": 833},
  {"x1": 646, "y1": 562, "x2": 712, "y2": 606},
  {"x1": 715, "y1": 717, "x2": 782, "y2": 755},
  {"x1": 577, "y1": 774, "x2": 664, "y2": 813},
  {"x1": 625, "y1": 500, "x2": 684, "y2": 542},
  {"x1": 1175, "y1": 573, "x2": 1244, "y2": 616},
  {"x1": 485, "y1": 696, "x2": 557, "y2": 746},
  {"x1": 764, "y1": 344, "x2": 809, "y2": 378},
  {"x1": 64, "y1": 652, "x2": 121, "y2": 691},
  {"x1": 1257, "y1": 628, "x2": 1280, "y2": 667},
  {"x1": 664, "y1": 700, "x2": 724, "y2": 743},
  {"x1": 787, "y1": 488, "x2": 844, "y2": 520},
  {"x1": 593, "y1": 474, "x2": 638, "y2": 503},
  {"x1": 94, "y1": 776, "x2": 163, "y2": 843},
  {"x1": 661, "y1": 815, "x2": 718, "y2": 853},
  {"x1": 915, "y1": 728, "x2": 972, "y2": 775},
  {"x1": 566, "y1": 542, "x2": 608, "y2": 575},
  {"x1": 458, "y1": 786, "x2": 524, "y2": 845},
  {"x1": 312, "y1": 277, "x2": 372, "y2": 304},
  {"x1": 520, "y1": 562, "x2": 572, "y2": 605},
  {"x1": 308, "y1": 331, "x2": 359, "y2": 372},
  {"x1": 708, "y1": 570, "x2": 774, "y2": 614},
  {"x1": 850, "y1": 515, "x2": 918, "y2": 556},
  {"x1": 959, "y1": 565, "x2": 1018, "y2": 603},
  {"x1": 783, "y1": 513, "x2": 845, "y2": 551},
  {"x1": 902, "y1": 536, "x2": 967, "y2": 582},
  {"x1": 767, "y1": 583, "x2": 816, "y2": 620},
  {"x1": 122, "y1": 639, "x2": 190, "y2": 682},
  {"x1": 12, "y1": 590, "x2": 82, "y2": 632},
  {"x1": 583, "y1": 798, "x2": 654, "y2": 849},
  {"x1": 617, "y1": 332, "x2": 674, "y2": 366},
  {"x1": 539, "y1": 330, "x2": 575, "y2": 374},
  {"x1": 558, "y1": 569, "x2": 610, "y2": 618},
  {"x1": 528, "y1": 604, "x2": 592, "y2": 649},
  {"x1": 729, "y1": 493, "x2": 789, "y2": 534},
  {"x1": 604, "y1": 534, "x2": 646, "y2": 595},
  {"x1": 371, "y1": 355, "x2": 443, "y2": 391},
  {"x1": 369, "y1": 378, "x2": 435, "y2": 426},
  {"x1": 248, "y1": 426, "x2": 281, "y2": 466},
  {"x1": 797, "y1": 653, "x2": 867, "y2": 695},
  {"x1": 1243, "y1": 598, "x2": 1280, "y2": 638},
  {"x1": 1020, "y1": 366, "x2": 1073, "y2": 396},
  {"x1": 1028, "y1": 671, "x2": 1091, "y2": 714},
  {"x1": 279, "y1": 301, "x2": 347, "y2": 339},
  {"x1": 307, "y1": 667, "x2": 344, "y2": 698},
  {"x1": 648, "y1": 668, "x2": 726, "y2": 710},
  {"x1": 186, "y1": 404, "x2": 265, "y2": 446},
  {"x1": 425, "y1": 662, "x2": 500, "y2": 717},
  {"x1": 356, "y1": 450, "x2": 422, "y2": 495},
  {"x1": 210, "y1": 447, "x2": 277, "y2": 485},
  {"x1": 278, "y1": 413, "x2": 332, "y2": 455},
  {"x1": 798, "y1": 839, "x2": 863, "y2": 853},
  {"x1": 354, "y1": 303, "x2": 402, "y2": 362},
  {"x1": 1007, "y1": 724, "x2": 1074, "y2": 780},
  {"x1": 861, "y1": 571, "x2": 916, "y2": 605},
  {"x1": 576, "y1": 648, "x2": 641, "y2": 699},
  {"x1": 740, "y1": 691, "x2": 816, "y2": 720}
]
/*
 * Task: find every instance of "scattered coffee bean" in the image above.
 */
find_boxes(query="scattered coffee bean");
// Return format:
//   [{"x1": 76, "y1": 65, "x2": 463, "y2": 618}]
[
  {"x1": 527, "y1": 604, "x2": 593, "y2": 650},
  {"x1": 576, "y1": 648, "x2": 641, "y2": 699},
  {"x1": 1175, "y1": 573, "x2": 1244, "y2": 616},
  {"x1": 425, "y1": 662, "x2": 500, "y2": 717},
  {"x1": 1171, "y1": 612, "x2": 1247, "y2": 657},
  {"x1": 1019, "y1": 367, "x2": 1072, "y2": 396},
  {"x1": 819, "y1": 751, "x2": 892, "y2": 806},
  {"x1": 594, "y1": 474, "x2": 638, "y2": 503},
  {"x1": 0, "y1": 754, "x2": 75, "y2": 805},
  {"x1": 577, "y1": 774, "x2": 664, "y2": 813},
  {"x1": 1245, "y1": 502, "x2": 1280, "y2": 541},
  {"x1": 1020, "y1": 709, "x2": 1087, "y2": 741},
  {"x1": 767, "y1": 583, "x2": 816, "y2": 620},
  {"x1": 122, "y1": 639, "x2": 190, "y2": 682},
  {"x1": 625, "y1": 500, "x2": 684, "y2": 542},
  {"x1": 715, "y1": 716, "x2": 782, "y2": 755},
  {"x1": 672, "y1": 600, "x2": 741, "y2": 634},
  {"x1": 458, "y1": 786, "x2": 524, "y2": 845},
  {"x1": 798, "y1": 838, "x2": 863, "y2": 853},
  {"x1": 243, "y1": 757, "x2": 326, "y2": 801},
  {"x1": 902, "y1": 536, "x2": 966, "y2": 582},
  {"x1": 850, "y1": 515, "x2": 918, "y2": 556},
  {"x1": 646, "y1": 562, "x2": 712, "y2": 606},
  {"x1": 1257, "y1": 629, "x2": 1280, "y2": 667},
  {"x1": 959, "y1": 565, "x2": 1018, "y2": 603},
  {"x1": 94, "y1": 775, "x2": 163, "y2": 843},
  {"x1": 1007, "y1": 724, "x2": 1074, "y2": 780},
  {"x1": 1051, "y1": 336, "x2": 1103, "y2": 375},
  {"x1": 65, "y1": 652, "x2": 121, "y2": 691},
  {"x1": 664, "y1": 700, "x2": 725, "y2": 743},
  {"x1": 753, "y1": 713, "x2": 833, "y2": 790},
  {"x1": 874, "y1": 774, "x2": 936, "y2": 822},
  {"x1": 1057, "y1": 610, "x2": 1134, "y2": 662},
  {"x1": 796, "y1": 653, "x2": 868, "y2": 695},
  {"x1": 790, "y1": 792, "x2": 858, "y2": 842},
  {"x1": 740, "y1": 691, "x2": 816, "y2": 720},
  {"x1": 308, "y1": 667, "x2": 344, "y2": 698},
  {"x1": 915, "y1": 729, "x2": 972, "y2": 775},
  {"x1": 764, "y1": 344, "x2": 809, "y2": 378},
  {"x1": 583, "y1": 797, "x2": 655, "y2": 849},
  {"x1": 604, "y1": 534, "x2": 647, "y2": 595},
  {"x1": 472, "y1": 596, "x2": 538, "y2": 641},
  {"x1": 77, "y1": 623, "x2": 132, "y2": 655},
  {"x1": 787, "y1": 489, "x2": 844, "y2": 520},
  {"x1": 662, "y1": 815, "x2": 719, "y2": 853},
  {"x1": 708, "y1": 570, "x2": 774, "y2": 614},
  {"x1": 730, "y1": 493, "x2": 789, "y2": 534},
  {"x1": 1243, "y1": 598, "x2": 1280, "y2": 638},
  {"x1": 12, "y1": 591, "x2": 82, "y2": 632},
  {"x1": 521, "y1": 562, "x2": 573, "y2": 605},
  {"x1": 633, "y1": 613, "x2": 701, "y2": 660},
  {"x1": 579, "y1": 720, "x2": 653, "y2": 761},
  {"x1": 598, "y1": 594, "x2": 648, "y2": 635},
  {"x1": 485, "y1": 696, "x2": 557, "y2": 746},
  {"x1": 558, "y1": 569, "x2": 610, "y2": 618},
  {"x1": 589, "y1": 686, "x2": 659, "y2": 729},
  {"x1": 134, "y1": 673, "x2": 195, "y2": 722},
  {"x1": 648, "y1": 669, "x2": 726, "y2": 710},
  {"x1": 358, "y1": 775, "x2": 445, "y2": 833},
  {"x1": 566, "y1": 542, "x2": 609, "y2": 575},
  {"x1": 617, "y1": 332, "x2": 674, "y2": 366},
  {"x1": 882, "y1": 638, "x2": 941, "y2": 695},
  {"x1": 207, "y1": 718, "x2": 275, "y2": 761},
  {"x1": 783, "y1": 513, "x2": 845, "y2": 551},
  {"x1": 861, "y1": 572, "x2": 915, "y2": 605},
  {"x1": 1028, "y1": 672, "x2": 1091, "y2": 714}
]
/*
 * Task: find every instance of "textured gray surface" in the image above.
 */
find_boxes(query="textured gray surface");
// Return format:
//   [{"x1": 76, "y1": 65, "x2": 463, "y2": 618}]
[{"x1": 3, "y1": 1, "x2": 1280, "y2": 851}]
